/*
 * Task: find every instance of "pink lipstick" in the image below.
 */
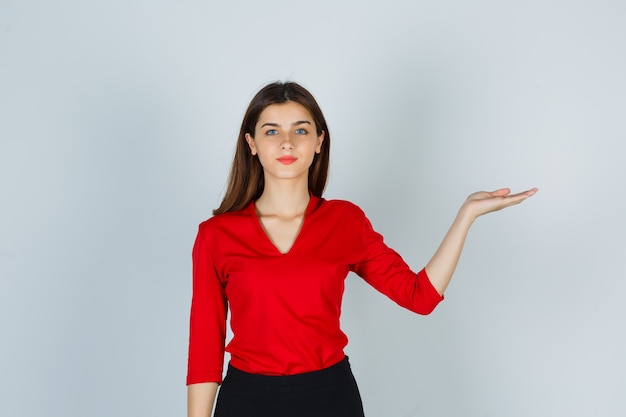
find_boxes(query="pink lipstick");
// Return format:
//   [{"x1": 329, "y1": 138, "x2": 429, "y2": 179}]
[{"x1": 277, "y1": 156, "x2": 297, "y2": 165}]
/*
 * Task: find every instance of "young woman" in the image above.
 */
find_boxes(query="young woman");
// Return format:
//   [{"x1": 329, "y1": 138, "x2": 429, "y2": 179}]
[{"x1": 187, "y1": 81, "x2": 537, "y2": 417}]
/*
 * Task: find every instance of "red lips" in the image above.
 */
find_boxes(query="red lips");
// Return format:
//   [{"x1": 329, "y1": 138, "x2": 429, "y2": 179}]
[{"x1": 277, "y1": 156, "x2": 297, "y2": 165}]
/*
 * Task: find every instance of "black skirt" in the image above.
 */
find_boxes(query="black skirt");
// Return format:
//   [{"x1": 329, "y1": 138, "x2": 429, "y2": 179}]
[{"x1": 214, "y1": 357, "x2": 365, "y2": 417}]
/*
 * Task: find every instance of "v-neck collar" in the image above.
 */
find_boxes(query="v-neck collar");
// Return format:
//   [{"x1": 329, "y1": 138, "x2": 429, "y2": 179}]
[{"x1": 248, "y1": 193, "x2": 321, "y2": 256}]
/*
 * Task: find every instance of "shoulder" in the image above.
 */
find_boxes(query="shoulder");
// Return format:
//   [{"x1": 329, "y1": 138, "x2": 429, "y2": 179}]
[
  {"x1": 197, "y1": 206, "x2": 252, "y2": 235},
  {"x1": 317, "y1": 197, "x2": 367, "y2": 219}
]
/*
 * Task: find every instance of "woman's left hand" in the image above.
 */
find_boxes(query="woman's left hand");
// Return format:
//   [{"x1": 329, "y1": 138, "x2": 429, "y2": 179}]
[
  {"x1": 425, "y1": 187, "x2": 538, "y2": 294},
  {"x1": 460, "y1": 188, "x2": 538, "y2": 222}
]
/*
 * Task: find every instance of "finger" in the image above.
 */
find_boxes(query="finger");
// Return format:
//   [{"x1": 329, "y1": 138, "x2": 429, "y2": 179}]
[
  {"x1": 500, "y1": 190, "x2": 537, "y2": 207},
  {"x1": 490, "y1": 188, "x2": 511, "y2": 197},
  {"x1": 507, "y1": 188, "x2": 538, "y2": 199}
]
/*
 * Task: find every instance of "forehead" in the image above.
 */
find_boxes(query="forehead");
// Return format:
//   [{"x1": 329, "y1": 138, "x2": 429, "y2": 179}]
[{"x1": 256, "y1": 101, "x2": 314, "y2": 125}]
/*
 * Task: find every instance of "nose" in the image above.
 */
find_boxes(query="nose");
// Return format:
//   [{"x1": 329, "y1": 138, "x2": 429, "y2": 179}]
[{"x1": 280, "y1": 133, "x2": 294, "y2": 150}]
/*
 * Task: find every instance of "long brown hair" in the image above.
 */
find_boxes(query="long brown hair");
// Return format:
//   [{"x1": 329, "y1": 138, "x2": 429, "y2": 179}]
[{"x1": 213, "y1": 82, "x2": 331, "y2": 215}]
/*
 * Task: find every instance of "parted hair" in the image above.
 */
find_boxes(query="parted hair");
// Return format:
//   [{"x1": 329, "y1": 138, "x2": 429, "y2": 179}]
[{"x1": 213, "y1": 81, "x2": 331, "y2": 215}]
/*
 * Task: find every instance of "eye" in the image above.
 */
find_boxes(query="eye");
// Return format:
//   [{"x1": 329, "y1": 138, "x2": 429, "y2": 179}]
[
  {"x1": 265, "y1": 129, "x2": 279, "y2": 136},
  {"x1": 295, "y1": 128, "x2": 308, "y2": 135}
]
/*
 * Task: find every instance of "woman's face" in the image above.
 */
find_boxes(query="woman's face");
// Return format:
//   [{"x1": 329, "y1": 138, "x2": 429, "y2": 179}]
[{"x1": 245, "y1": 101, "x2": 324, "y2": 184}]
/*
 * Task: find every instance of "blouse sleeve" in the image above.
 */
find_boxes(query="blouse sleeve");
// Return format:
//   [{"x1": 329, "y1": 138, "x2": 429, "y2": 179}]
[
  {"x1": 186, "y1": 223, "x2": 228, "y2": 385},
  {"x1": 351, "y1": 209, "x2": 443, "y2": 315}
]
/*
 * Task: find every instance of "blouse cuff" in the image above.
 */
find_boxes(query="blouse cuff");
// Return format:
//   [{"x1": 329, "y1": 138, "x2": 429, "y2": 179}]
[
  {"x1": 186, "y1": 371, "x2": 223, "y2": 386},
  {"x1": 416, "y1": 268, "x2": 444, "y2": 314}
]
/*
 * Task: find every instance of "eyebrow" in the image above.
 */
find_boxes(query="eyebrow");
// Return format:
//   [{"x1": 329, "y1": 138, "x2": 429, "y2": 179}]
[{"x1": 260, "y1": 120, "x2": 312, "y2": 128}]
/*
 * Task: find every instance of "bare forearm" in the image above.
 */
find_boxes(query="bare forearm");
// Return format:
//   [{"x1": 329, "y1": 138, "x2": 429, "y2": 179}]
[
  {"x1": 425, "y1": 209, "x2": 474, "y2": 295},
  {"x1": 188, "y1": 382, "x2": 219, "y2": 417}
]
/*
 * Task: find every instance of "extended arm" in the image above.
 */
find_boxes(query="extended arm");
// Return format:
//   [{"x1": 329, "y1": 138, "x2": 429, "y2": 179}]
[
  {"x1": 425, "y1": 188, "x2": 537, "y2": 295},
  {"x1": 188, "y1": 382, "x2": 219, "y2": 417}
]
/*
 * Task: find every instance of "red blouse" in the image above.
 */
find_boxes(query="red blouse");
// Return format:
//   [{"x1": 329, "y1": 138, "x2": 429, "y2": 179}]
[{"x1": 186, "y1": 195, "x2": 443, "y2": 385}]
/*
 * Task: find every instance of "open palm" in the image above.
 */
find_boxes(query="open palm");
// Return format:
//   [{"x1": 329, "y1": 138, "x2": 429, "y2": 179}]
[{"x1": 462, "y1": 188, "x2": 538, "y2": 220}]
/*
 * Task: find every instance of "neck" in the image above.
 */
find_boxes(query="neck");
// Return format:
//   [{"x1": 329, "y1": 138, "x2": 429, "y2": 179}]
[{"x1": 255, "y1": 179, "x2": 310, "y2": 217}]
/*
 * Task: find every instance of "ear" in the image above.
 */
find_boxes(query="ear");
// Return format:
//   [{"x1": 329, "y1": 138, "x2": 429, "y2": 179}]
[
  {"x1": 245, "y1": 133, "x2": 257, "y2": 156},
  {"x1": 315, "y1": 130, "x2": 325, "y2": 154}
]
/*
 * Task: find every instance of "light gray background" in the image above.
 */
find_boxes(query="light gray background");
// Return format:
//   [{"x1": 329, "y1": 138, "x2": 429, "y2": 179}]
[{"x1": 1, "y1": 1, "x2": 625, "y2": 416}]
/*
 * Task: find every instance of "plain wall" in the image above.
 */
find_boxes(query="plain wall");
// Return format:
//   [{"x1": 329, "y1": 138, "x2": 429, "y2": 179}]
[{"x1": 1, "y1": 0, "x2": 625, "y2": 416}]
